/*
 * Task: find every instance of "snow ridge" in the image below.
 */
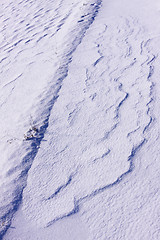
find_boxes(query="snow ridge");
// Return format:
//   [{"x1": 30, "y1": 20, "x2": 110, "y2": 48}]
[
  {"x1": 0, "y1": 0, "x2": 102, "y2": 238},
  {"x1": 0, "y1": 1, "x2": 158, "y2": 239},
  {"x1": 18, "y1": 16, "x2": 157, "y2": 232}
]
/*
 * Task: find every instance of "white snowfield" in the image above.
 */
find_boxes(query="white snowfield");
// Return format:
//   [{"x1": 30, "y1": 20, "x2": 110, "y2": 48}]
[{"x1": 0, "y1": 0, "x2": 160, "y2": 239}]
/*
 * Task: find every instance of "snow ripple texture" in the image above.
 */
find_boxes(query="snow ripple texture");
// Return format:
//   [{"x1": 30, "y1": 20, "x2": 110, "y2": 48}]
[
  {"x1": 0, "y1": 0, "x2": 102, "y2": 237},
  {"x1": 21, "y1": 16, "x2": 156, "y2": 229},
  {"x1": 0, "y1": 0, "x2": 159, "y2": 239}
]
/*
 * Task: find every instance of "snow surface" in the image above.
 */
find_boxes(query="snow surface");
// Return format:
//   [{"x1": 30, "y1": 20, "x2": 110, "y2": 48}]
[{"x1": 1, "y1": 0, "x2": 160, "y2": 239}]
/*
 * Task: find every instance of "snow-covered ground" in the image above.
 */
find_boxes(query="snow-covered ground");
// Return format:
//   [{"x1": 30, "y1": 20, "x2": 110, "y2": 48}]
[{"x1": 1, "y1": 0, "x2": 160, "y2": 239}]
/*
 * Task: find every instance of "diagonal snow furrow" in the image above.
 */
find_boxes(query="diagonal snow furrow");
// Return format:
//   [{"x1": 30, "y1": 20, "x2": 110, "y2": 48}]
[
  {"x1": 46, "y1": 172, "x2": 76, "y2": 200},
  {"x1": 46, "y1": 198, "x2": 80, "y2": 228},
  {"x1": 0, "y1": 0, "x2": 103, "y2": 237},
  {"x1": 2, "y1": 1, "x2": 160, "y2": 239},
  {"x1": 43, "y1": 138, "x2": 146, "y2": 229},
  {"x1": 11, "y1": 15, "x2": 157, "y2": 233}
]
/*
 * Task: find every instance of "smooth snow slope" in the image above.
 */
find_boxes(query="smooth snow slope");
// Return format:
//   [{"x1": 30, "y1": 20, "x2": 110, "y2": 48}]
[{"x1": 1, "y1": 0, "x2": 160, "y2": 239}]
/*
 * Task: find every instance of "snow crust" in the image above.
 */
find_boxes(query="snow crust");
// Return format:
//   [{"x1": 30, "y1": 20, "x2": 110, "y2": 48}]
[{"x1": 1, "y1": 0, "x2": 160, "y2": 239}]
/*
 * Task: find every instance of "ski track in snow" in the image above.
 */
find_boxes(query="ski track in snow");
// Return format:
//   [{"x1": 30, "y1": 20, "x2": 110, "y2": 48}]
[{"x1": 0, "y1": 0, "x2": 159, "y2": 239}]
